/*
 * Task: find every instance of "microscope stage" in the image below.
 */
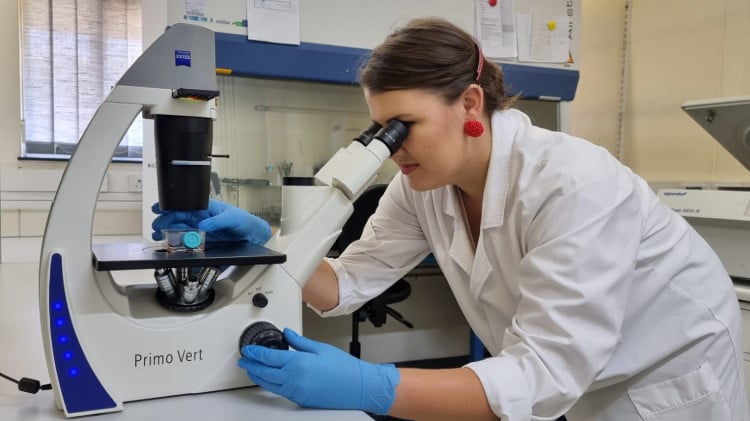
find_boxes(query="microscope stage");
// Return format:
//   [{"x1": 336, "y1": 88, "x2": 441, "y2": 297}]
[{"x1": 92, "y1": 241, "x2": 286, "y2": 271}]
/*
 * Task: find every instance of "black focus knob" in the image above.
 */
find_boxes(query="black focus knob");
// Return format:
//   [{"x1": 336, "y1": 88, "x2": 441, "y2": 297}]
[
  {"x1": 238, "y1": 321, "x2": 288, "y2": 354},
  {"x1": 252, "y1": 293, "x2": 268, "y2": 308}
]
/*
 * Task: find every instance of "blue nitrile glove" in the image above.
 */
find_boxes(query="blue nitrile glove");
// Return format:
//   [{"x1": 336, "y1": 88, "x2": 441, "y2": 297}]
[
  {"x1": 151, "y1": 199, "x2": 272, "y2": 244},
  {"x1": 238, "y1": 328, "x2": 400, "y2": 415}
]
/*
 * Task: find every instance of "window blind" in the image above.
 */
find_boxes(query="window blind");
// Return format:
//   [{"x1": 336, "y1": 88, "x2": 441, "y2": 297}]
[{"x1": 21, "y1": 0, "x2": 142, "y2": 160}]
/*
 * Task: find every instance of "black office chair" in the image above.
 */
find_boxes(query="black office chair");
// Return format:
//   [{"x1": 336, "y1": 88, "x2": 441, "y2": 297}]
[{"x1": 334, "y1": 184, "x2": 414, "y2": 358}]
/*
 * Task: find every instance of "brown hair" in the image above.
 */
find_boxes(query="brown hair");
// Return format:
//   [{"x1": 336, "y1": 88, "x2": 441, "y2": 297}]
[{"x1": 359, "y1": 17, "x2": 516, "y2": 116}]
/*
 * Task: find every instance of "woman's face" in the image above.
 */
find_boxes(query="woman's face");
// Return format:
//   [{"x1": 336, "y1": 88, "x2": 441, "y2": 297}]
[{"x1": 364, "y1": 88, "x2": 469, "y2": 192}]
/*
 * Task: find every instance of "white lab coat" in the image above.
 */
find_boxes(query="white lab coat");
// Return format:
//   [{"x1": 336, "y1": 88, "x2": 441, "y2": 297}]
[{"x1": 321, "y1": 109, "x2": 748, "y2": 420}]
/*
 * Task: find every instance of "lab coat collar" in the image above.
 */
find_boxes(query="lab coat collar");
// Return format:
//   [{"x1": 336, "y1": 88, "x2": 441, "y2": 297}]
[
  {"x1": 480, "y1": 110, "x2": 518, "y2": 229},
  {"x1": 441, "y1": 109, "x2": 518, "y2": 227},
  {"x1": 447, "y1": 186, "x2": 474, "y2": 275},
  {"x1": 443, "y1": 110, "x2": 521, "y2": 275},
  {"x1": 445, "y1": 184, "x2": 494, "y2": 287}
]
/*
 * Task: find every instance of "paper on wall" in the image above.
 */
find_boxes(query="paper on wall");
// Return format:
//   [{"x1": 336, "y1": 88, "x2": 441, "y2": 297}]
[
  {"x1": 517, "y1": 13, "x2": 570, "y2": 63},
  {"x1": 184, "y1": 0, "x2": 207, "y2": 17},
  {"x1": 247, "y1": 0, "x2": 300, "y2": 45},
  {"x1": 474, "y1": 0, "x2": 517, "y2": 59}
]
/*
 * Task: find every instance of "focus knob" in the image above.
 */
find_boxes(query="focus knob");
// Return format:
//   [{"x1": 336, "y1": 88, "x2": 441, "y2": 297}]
[
  {"x1": 238, "y1": 321, "x2": 288, "y2": 354},
  {"x1": 252, "y1": 293, "x2": 268, "y2": 308}
]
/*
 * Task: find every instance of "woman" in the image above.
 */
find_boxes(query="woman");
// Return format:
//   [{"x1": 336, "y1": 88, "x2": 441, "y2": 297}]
[{"x1": 154, "y1": 18, "x2": 748, "y2": 421}]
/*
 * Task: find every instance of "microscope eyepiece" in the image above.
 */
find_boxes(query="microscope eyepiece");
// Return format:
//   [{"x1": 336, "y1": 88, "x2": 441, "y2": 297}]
[
  {"x1": 374, "y1": 119, "x2": 410, "y2": 155},
  {"x1": 353, "y1": 121, "x2": 383, "y2": 146}
]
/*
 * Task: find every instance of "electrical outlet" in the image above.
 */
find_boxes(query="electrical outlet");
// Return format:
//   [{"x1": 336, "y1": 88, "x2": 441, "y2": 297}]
[{"x1": 128, "y1": 174, "x2": 143, "y2": 192}]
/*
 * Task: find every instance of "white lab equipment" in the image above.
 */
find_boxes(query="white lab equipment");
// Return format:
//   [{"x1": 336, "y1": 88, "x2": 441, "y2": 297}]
[
  {"x1": 658, "y1": 97, "x2": 750, "y2": 286},
  {"x1": 657, "y1": 97, "x2": 750, "y2": 406},
  {"x1": 38, "y1": 23, "x2": 408, "y2": 418}
]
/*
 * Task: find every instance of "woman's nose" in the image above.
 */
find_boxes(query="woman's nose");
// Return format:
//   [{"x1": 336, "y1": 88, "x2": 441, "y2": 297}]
[{"x1": 390, "y1": 147, "x2": 406, "y2": 161}]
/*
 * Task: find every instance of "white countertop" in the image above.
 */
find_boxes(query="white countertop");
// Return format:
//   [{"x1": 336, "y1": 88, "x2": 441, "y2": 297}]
[
  {"x1": 0, "y1": 388, "x2": 366, "y2": 421},
  {"x1": 0, "y1": 262, "x2": 371, "y2": 421}
]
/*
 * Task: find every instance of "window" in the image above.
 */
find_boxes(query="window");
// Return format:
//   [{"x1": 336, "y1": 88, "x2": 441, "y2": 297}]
[{"x1": 20, "y1": 0, "x2": 142, "y2": 161}]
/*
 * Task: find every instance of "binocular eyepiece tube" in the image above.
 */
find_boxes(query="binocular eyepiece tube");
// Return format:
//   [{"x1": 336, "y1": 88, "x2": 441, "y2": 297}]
[{"x1": 353, "y1": 119, "x2": 410, "y2": 155}]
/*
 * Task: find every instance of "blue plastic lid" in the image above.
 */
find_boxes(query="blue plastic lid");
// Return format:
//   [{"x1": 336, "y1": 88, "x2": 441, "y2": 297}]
[{"x1": 182, "y1": 231, "x2": 202, "y2": 249}]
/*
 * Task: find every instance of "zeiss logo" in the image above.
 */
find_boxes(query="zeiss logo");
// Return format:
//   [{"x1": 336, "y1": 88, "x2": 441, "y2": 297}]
[
  {"x1": 175, "y1": 50, "x2": 191, "y2": 67},
  {"x1": 662, "y1": 191, "x2": 687, "y2": 196}
]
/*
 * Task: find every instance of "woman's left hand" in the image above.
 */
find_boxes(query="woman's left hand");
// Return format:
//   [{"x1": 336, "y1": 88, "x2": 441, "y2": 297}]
[{"x1": 238, "y1": 328, "x2": 400, "y2": 415}]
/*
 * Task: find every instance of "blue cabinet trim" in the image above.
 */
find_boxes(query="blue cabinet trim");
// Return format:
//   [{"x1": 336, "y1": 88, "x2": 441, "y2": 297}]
[
  {"x1": 215, "y1": 33, "x2": 579, "y2": 100},
  {"x1": 215, "y1": 33, "x2": 368, "y2": 85}
]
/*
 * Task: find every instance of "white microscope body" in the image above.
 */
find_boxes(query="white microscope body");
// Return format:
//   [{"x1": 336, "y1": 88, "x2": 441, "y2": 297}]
[{"x1": 39, "y1": 23, "x2": 406, "y2": 417}]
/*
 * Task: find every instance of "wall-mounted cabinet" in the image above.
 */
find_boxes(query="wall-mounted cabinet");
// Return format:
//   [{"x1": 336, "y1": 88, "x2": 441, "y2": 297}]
[
  {"x1": 210, "y1": 75, "x2": 398, "y2": 223},
  {"x1": 211, "y1": 72, "x2": 561, "y2": 224}
]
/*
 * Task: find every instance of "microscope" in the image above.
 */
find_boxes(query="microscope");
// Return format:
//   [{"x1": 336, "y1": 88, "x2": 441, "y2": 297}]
[{"x1": 38, "y1": 23, "x2": 408, "y2": 417}]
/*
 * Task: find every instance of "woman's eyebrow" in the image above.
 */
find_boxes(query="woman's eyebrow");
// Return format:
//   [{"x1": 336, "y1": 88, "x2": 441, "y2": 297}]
[
  {"x1": 386, "y1": 114, "x2": 414, "y2": 122},
  {"x1": 372, "y1": 113, "x2": 415, "y2": 126}
]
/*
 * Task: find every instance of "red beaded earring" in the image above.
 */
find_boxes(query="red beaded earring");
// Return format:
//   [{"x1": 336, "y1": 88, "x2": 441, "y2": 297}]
[{"x1": 463, "y1": 118, "x2": 484, "y2": 137}]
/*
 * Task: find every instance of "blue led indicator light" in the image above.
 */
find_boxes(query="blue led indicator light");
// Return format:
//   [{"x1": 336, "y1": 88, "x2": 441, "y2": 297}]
[
  {"x1": 55, "y1": 318, "x2": 65, "y2": 327},
  {"x1": 49, "y1": 252, "x2": 118, "y2": 412}
]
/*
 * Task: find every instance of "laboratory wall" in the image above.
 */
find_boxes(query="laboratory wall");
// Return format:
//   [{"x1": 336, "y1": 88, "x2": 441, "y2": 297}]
[
  {"x1": 1, "y1": 1, "x2": 749, "y2": 248},
  {"x1": 570, "y1": 0, "x2": 750, "y2": 185},
  {"x1": 568, "y1": 1, "x2": 624, "y2": 156},
  {"x1": 623, "y1": 0, "x2": 750, "y2": 184},
  {"x1": 0, "y1": 3, "x2": 21, "y2": 169}
]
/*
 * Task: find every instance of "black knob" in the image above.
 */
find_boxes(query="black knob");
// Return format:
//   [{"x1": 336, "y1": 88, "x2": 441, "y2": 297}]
[
  {"x1": 238, "y1": 321, "x2": 288, "y2": 354},
  {"x1": 252, "y1": 293, "x2": 268, "y2": 308}
]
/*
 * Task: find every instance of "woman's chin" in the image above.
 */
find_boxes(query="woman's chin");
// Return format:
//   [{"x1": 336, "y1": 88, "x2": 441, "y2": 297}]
[{"x1": 407, "y1": 176, "x2": 440, "y2": 192}]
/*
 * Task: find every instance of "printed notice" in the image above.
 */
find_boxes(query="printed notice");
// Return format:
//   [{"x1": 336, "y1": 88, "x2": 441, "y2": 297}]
[
  {"x1": 474, "y1": 0, "x2": 517, "y2": 59},
  {"x1": 184, "y1": 0, "x2": 207, "y2": 17},
  {"x1": 247, "y1": 0, "x2": 300, "y2": 45},
  {"x1": 517, "y1": 13, "x2": 570, "y2": 63}
]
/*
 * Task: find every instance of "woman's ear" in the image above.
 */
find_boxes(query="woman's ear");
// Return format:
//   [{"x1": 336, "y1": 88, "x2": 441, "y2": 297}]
[{"x1": 462, "y1": 84, "x2": 485, "y2": 116}]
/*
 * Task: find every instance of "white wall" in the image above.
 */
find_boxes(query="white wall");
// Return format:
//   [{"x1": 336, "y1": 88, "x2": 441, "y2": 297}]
[
  {"x1": 569, "y1": 0, "x2": 750, "y2": 185},
  {"x1": 624, "y1": 0, "x2": 750, "y2": 183},
  {"x1": 569, "y1": 1, "x2": 624, "y2": 155},
  {"x1": 0, "y1": 2, "x2": 21, "y2": 169}
]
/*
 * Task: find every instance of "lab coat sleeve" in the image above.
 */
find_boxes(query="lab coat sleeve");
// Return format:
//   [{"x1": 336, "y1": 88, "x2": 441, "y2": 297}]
[
  {"x1": 466, "y1": 169, "x2": 644, "y2": 420},
  {"x1": 315, "y1": 176, "x2": 431, "y2": 317}
]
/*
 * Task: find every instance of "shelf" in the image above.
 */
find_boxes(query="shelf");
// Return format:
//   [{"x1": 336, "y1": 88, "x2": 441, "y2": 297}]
[{"x1": 221, "y1": 177, "x2": 271, "y2": 187}]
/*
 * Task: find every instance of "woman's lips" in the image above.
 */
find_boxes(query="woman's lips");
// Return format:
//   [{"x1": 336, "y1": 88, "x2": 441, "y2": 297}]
[{"x1": 400, "y1": 163, "x2": 419, "y2": 175}]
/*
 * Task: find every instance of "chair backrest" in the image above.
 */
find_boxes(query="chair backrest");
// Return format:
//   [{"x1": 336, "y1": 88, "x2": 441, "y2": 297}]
[{"x1": 335, "y1": 184, "x2": 388, "y2": 253}]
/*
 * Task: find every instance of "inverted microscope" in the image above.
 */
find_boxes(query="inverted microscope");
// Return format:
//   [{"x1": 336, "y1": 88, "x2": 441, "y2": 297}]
[{"x1": 38, "y1": 23, "x2": 407, "y2": 417}]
